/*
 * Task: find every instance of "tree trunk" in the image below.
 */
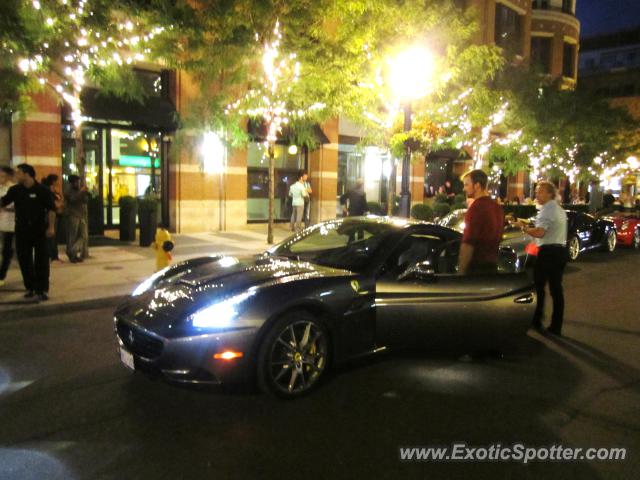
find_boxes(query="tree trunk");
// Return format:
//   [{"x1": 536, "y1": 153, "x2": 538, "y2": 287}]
[
  {"x1": 387, "y1": 159, "x2": 397, "y2": 216},
  {"x1": 267, "y1": 143, "x2": 275, "y2": 244},
  {"x1": 75, "y1": 124, "x2": 85, "y2": 182}
]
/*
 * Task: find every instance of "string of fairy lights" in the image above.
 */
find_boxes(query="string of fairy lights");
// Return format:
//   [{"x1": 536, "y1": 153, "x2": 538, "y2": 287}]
[
  {"x1": 15, "y1": 0, "x2": 166, "y2": 126},
  {"x1": 224, "y1": 20, "x2": 326, "y2": 151}
]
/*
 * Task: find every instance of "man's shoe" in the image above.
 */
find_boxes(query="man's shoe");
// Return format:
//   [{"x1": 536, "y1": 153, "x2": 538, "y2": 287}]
[
  {"x1": 24, "y1": 290, "x2": 36, "y2": 299},
  {"x1": 36, "y1": 292, "x2": 49, "y2": 302}
]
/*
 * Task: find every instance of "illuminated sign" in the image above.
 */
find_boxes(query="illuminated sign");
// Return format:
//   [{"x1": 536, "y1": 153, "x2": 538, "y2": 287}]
[{"x1": 118, "y1": 155, "x2": 160, "y2": 168}]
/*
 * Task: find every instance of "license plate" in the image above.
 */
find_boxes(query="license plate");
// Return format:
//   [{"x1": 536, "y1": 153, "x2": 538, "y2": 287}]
[{"x1": 120, "y1": 347, "x2": 135, "y2": 370}]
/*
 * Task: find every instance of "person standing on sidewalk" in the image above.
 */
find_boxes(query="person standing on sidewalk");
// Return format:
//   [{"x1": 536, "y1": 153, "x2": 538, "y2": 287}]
[
  {"x1": 288, "y1": 172, "x2": 307, "y2": 232},
  {"x1": 458, "y1": 169, "x2": 504, "y2": 275},
  {"x1": 340, "y1": 178, "x2": 368, "y2": 217},
  {"x1": 64, "y1": 174, "x2": 89, "y2": 263},
  {"x1": 0, "y1": 166, "x2": 16, "y2": 287},
  {"x1": 0, "y1": 164, "x2": 56, "y2": 301},
  {"x1": 515, "y1": 181, "x2": 568, "y2": 335},
  {"x1": 42, "y1": 174, "x2": 64, "y2": 263},
  {"x1": 302, "y1": 172, "x2": 312, "y2": 228}
]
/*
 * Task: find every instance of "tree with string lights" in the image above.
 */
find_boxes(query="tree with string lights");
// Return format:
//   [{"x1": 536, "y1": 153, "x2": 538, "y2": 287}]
[{"x1": 1, "y1": 0, "x2": 168, "y2": 179}]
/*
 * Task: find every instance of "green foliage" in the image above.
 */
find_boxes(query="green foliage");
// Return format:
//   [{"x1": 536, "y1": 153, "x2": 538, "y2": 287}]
[
  {"x1": 454, "y1": 193, "x2": 466, "y2": 204},
  {"x1": 119, "y1": 195, "x2": 137, "y2": 208},
  {"x1": 138, "y1": 196, "x2": 159, "y2": 213},
  {"x1": 452, "y1": 201, "x2": 466, "y2": 211},
  {"x1": 434, "y1": 193, "x2": 449, "y2": 204},
  {"x1": 411, "y1": 203, "x2": 433, "y2": 221},
  {"x1": 433, "y1": 202, "x2": 451, "y2": 218}
]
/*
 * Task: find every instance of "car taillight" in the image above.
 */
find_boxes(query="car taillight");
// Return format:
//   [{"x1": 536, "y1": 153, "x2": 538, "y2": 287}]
[{"x1": 525, "y1": 243, "x2": 539, "y2": 256}]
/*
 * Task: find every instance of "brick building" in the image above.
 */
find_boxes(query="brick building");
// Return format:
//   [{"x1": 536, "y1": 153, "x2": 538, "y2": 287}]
[{"x1": 0, "y1": 0, "x2": 580, "y2": 233}]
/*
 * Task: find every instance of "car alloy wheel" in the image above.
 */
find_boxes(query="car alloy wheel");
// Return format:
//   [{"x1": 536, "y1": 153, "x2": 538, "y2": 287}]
[
  {"x1": 568, "y1": 236, "x2": 580, "y2": 261},
  {"x1": 258, "y1": 312, "x2": 329, "y2": 397},
  {"x1": 634, "y1": 229, "x2": 640, "y2": 249},
  {"x1": 606, "y1": 230, "x2": 616, "y2": 252}
]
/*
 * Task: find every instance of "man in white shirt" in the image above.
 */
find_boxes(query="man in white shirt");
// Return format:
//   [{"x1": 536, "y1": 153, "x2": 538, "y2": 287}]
[
  {"x1": 515, "y1": 181, "x2": 568, "y2": 335},
  {"x1": 0, "y1": 166, "x2": 16, "y2": 287},
  {"x1": 288, "y1": 172, "x2": 307, "y2": 232}
]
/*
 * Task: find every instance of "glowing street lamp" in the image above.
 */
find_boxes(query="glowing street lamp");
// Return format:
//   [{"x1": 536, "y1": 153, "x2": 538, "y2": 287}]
[
  {"x1": 388, "y1": 46, "x2": 436, "y2": 217},
  {"x1": 627, "y1": 156, "x2": 639, "y2": 170}
]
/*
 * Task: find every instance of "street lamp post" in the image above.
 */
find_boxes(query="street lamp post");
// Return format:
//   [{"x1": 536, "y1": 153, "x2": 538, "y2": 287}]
[
  {"x1": 388, "y1": 46, "x2": 436, "y2": 218},
  {"x1": 399, "y1": 103, "x2": 412, "y2": 217}
]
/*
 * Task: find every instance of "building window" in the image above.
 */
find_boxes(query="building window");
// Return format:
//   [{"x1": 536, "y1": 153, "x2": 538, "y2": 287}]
[
  {"x1": 530, "y1": 37, "x2": 552, "y2": 73},
  {"x1": 495, "y1": 4, "x2": 523, "y2": 56},
  {"x1": 562, "y1": 42, "x2": 576, "y2": 78},
  {"x1": 562, "y1": 0, "x2": 574, "y2": 14},
  {"x1": 246, "y1": 142, "x2": 305, "y2": 221},
  {"x1": 531, "y1": 0, "x2": 549, "y2": 10},
  {"x1": 135, "y1": 70, "x2": 165, "y2": 98}
]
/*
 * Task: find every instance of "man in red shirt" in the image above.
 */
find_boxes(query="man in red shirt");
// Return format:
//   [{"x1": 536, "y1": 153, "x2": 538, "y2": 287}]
[{"x1": 458, "y1": 169, "x2": 503, "y2": 275}]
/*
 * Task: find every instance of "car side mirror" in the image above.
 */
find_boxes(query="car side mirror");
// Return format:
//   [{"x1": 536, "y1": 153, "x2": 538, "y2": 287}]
[{"x1": 398, "y1": 261, "x2": 435, "y2": 282}]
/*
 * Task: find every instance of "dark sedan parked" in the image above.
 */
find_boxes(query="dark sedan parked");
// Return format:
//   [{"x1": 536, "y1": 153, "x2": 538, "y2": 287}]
[
  {"x1": 566, "y1": 210, "x2": 617, "y2": 261},
  {"x1": 114, "y1": 217, "x2": 536, "y2": 397}
]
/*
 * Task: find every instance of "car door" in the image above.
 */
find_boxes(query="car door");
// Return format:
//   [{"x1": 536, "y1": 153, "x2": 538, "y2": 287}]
[{"x1": 375, "y1": 229, "x2": 535, "y2": 352}]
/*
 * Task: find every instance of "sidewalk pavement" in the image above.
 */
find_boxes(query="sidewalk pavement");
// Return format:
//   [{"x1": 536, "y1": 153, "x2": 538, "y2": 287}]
[{"x1": 0, "y1": 224, "x2": 292, "y2": 316}]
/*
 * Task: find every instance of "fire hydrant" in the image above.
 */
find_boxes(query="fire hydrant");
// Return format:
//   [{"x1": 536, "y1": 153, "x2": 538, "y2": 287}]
[{"x1": 152, "y1": 227, "x2": 174, "y2": 272}]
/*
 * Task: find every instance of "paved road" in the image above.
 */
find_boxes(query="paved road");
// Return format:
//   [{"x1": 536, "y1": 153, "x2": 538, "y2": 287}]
[{"x1": 0, "y1": 249, "x2": 638, "y2": 479}]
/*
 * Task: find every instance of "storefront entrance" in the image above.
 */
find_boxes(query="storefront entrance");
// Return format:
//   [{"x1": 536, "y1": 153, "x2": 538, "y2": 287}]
[{"x1": 62, "y1": 125, "x2": 166, "y2": 229}]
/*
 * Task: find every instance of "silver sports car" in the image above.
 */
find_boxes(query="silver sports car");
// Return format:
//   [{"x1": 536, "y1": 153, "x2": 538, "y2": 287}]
[{"x1": 114, "y1": 217, "x2": 536, "y2": 397}]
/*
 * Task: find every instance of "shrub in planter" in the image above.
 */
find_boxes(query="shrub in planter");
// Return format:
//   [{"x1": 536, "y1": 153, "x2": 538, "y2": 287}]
[
  {"x1": 434, "y1": 193, "x2": 449, "y2": 204},
  {"x1": 88, "y1": 193, "x2": 104, "y2": 236},
  {"x1": 138, "y1": 196, "x2": 159, "y2": 247},
  {"x1": 454, "y1": 193, "x2": 466, "y2": 205},
  {"x1": 452, "y1": 202, "x2": 467, "y2": 211},
  {"x1": 119, "y1": 196, "x2": 137, "y2": 242},
  {"x1": 433, "y1": 202, "x2": 451, "y2": 219},
  {"x1": 411, "y1": 203, "x2": 434, "y2": 221},
  {"x1": 366, "y1": 202, "x2": 385, "y2": 216}
]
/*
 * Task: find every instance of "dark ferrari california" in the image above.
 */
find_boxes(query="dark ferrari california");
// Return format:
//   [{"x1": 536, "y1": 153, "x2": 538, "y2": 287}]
[{"x1": 114, "y1": 217, "x2": 536, "y2": 397}]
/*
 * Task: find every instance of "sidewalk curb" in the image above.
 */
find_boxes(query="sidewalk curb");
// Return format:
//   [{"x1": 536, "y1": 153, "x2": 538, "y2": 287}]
[{"x1": 0, "y1": 295, "x2": 126, "y2": 321}]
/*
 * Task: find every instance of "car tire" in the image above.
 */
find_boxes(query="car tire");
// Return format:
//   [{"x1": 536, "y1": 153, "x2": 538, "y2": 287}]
[
  {"x1": 567, "y1": 236, "x2": 580, "y2": 261},
  {"x1": 257, "y1": 311, "x2": 330, "y2": 398},
  {"x1": 602, "y1": 230, "x2": 616, "y2": 253}
]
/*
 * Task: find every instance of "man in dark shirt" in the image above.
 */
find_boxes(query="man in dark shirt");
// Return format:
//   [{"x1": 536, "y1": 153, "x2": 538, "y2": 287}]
[
  {"x1": 0, "y1": 164, "x2": 56, "y2": 301},
  {"x1": 458, "y1": 169, "x2": 503, "y2": 275},
  {"x1": 340, "y1": 178, "x2": 368, "y2": 216}
]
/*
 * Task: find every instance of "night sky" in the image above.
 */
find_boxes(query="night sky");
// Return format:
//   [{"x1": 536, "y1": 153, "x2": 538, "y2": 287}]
[{"x1": 577, "y1": 0, "x2": 640, "y2": 38}]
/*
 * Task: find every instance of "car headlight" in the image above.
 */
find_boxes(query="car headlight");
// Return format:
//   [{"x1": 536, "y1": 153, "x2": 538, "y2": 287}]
[
  {"x1": 189, "y1": 289, "x2": 257, "y2": 330},
  {"x1": 132, "y1": 266, "x2": 171, "y2": 296}
]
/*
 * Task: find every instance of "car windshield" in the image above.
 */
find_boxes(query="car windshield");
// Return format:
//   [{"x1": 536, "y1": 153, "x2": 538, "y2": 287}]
[
  {"x1": 268, "y1": 220, "x2": 398, "y2": 272},
  {"x1": 438, "y1": 210, "x2": 466, "y2": 231}
]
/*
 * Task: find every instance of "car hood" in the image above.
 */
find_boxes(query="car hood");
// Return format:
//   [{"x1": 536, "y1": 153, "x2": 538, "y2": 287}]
[{"x1": 116, "y1": 255, "x2": 352, "y2": 329}]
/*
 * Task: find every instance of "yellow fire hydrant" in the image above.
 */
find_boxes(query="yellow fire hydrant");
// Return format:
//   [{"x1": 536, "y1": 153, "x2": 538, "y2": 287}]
[{"x1": 152, "y1": 227, "x2": 174, "y2": 272}]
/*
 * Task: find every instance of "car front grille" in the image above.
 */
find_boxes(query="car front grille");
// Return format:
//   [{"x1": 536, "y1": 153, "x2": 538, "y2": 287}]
[{"x1": 116, "y1": 320, "x2": 164, "y2": 360}]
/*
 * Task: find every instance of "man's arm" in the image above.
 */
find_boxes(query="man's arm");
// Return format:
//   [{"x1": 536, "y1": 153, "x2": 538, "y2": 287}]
[
  {"x1": 458, "y1": 242, "x2": 474, "y2": 275},
  {"x1": 0, "y1": 185, "x2": 15, "y2": 208},
  {"x1": 523, "y1": 226, "x2": 546, "y2": 238}
]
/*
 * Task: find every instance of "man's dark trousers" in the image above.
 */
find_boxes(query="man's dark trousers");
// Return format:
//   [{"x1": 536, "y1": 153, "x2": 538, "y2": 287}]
[
  {"x1": 533, "y1": 244, "x2": 567, "y2": 332},
  {"x1": 15, "y1": 232, "x2": 50, "y2": 293}
]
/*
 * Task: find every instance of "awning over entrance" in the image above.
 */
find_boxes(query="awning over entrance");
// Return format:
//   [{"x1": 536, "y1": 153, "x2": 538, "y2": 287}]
[{"x1": 65, "y1": 88, "x2": 179, "y2": 131}]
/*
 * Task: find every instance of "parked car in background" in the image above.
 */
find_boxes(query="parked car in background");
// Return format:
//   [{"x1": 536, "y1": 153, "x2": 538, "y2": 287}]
[
  {"x1": 604, "y1": 211, "x2": 640, "y2": 249},
  {"x1": 566, "y1": 210, "x2": 617, "y2": 261},
  {"x1": 437, "y1": 208, "x2": 537, "y2": 271}
]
